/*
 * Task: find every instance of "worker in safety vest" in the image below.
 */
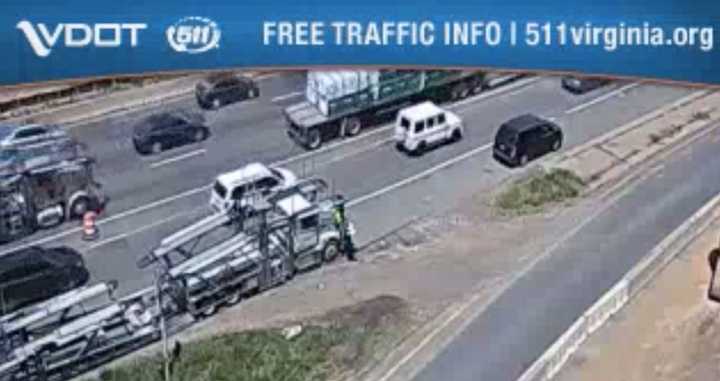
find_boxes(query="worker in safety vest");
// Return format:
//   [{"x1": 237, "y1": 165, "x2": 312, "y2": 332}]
[{"x1": 332, "y1": 196, "x2": 356, "y2": 261}]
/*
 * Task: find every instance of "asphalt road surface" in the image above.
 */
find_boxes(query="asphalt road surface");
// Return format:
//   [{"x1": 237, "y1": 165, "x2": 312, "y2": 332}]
[
  {"x1": 412, "y1": 115, "x2": 720, "y2": 379},
  {"x1": 0, "y1": 74, "x2": 696, "y2": 304}
]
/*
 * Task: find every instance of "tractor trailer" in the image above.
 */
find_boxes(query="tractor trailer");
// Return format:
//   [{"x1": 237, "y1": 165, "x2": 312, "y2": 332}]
[{"x1": 284, "y1": 69, "x2": 516, "y2": 150}]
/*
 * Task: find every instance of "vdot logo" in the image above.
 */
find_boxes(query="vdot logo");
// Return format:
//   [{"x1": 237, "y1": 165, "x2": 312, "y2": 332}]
[
  {"x1": 166, "y1": 17, "x2": 221, "y2": 54},
  {"x1": 17, "y1": 20, "x2": 147, "y2": 58}
]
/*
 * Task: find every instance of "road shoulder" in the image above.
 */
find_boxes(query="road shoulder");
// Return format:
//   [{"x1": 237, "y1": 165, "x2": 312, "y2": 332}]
[{"x1": 556, "y1": 217, "x2": 720, "y2": 381}]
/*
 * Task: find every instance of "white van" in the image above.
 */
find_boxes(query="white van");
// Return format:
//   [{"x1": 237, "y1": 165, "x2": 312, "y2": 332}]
[
  {"x1": 210, "y1": 163, "x2": 298, "y2": 212},
  {"x1": 394, "y1": 102, "x2": 463, "y2": 155}
]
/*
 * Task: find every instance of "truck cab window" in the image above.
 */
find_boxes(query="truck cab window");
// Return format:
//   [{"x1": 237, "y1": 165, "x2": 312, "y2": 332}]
[{"x1": 299, "y1": 214, "x2": 319, "y2": 230}]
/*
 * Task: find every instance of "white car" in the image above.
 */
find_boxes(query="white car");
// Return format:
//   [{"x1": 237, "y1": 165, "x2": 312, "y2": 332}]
[
  {"x1": 210, "y1": 162, "x2": 298, "y2": 212},
  {"x1": 394, "y1": 102, "x2": 463, "y2": 155},
  {"x1": 0, "y1": 123, "x2": 69, "y2": 149}
]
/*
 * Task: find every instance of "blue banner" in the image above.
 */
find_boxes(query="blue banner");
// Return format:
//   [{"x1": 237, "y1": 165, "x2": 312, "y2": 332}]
[{"x1": 1, "y1": 0, "x2": 718, "y2": 85}]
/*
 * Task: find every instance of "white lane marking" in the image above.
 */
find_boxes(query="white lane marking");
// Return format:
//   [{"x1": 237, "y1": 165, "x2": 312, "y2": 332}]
[
  {"x1": 150, "y1": 149, "x2": 206, "y2": 169},
  {"x1": 271, "y1": 91, "x2": 303, "y2": 103},
  {"x1": 377, "y1": 291, "x2": 486, "y2": 381},
  {"x1": 89, "y1": 141, "x2": 494, "y2": 249},
  {"x1": 564, "y1": 83, "x2": 640, "y2": 115},
  {"x1": 377, "y1": 160, "x2": 651, "y2": 381},
  {"x1": 348, "y1": 143, "x2": 493, "y2": 207},
  {"x1": 0, "y1": 77, "x2": 543, "y2": 255},
  {"x1": 89, "y1": 211, "x2": 196, "y2": 250}
]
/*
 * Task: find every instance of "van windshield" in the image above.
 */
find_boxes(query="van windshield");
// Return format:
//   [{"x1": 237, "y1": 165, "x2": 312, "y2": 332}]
[
  {"x1": 213, "y1": 181, "x2": 228, "y2": 199},
  {"x1": 399, "y1": 117, "x2": 410, "y2": 130}
]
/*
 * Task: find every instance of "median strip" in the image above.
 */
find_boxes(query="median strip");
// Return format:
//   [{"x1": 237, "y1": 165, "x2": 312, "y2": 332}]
[{"x1": 545, "y1": 89, "x2": 717, "y2": 191}]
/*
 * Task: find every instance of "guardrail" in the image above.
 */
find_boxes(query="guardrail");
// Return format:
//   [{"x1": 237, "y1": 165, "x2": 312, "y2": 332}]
[
  {"x1": 518, "y1": 192, "x2": 720, "y2": 381},
  {"x1": 0, "y1": 74, "x2": 190, "y2": 119}
]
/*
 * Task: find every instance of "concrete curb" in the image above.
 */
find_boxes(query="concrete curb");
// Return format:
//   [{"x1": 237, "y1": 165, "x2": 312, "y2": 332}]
[
  {"x1": 553, "y1": 90, "x2": 711, "y2": 163},
  {"x1": 517, "y1": 192, "x2": 720, "y2": 381}
]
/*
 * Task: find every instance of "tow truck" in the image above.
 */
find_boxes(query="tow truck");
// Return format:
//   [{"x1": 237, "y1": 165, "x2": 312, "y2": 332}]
[
  {"x1": 0, "y1": 154, "x2": 105, "y2": 243},
  {"x1": 153, "y1": 178, "x2": 353, "y2": 318}
]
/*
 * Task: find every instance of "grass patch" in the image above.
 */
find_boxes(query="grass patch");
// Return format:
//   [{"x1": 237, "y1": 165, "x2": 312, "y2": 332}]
[
  {"x1": 95, "y1": 296, "x2": 409, "y2": 381},
  {"x1": 496, "y1": 169, "x2": 585, "y2": 215}
]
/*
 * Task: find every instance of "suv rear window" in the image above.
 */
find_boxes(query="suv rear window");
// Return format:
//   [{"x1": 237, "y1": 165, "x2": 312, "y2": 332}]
[
  {"x1": 496, "y1": 125, "x2": 518, "y2": 143},
  {"x1": 213, "y1": 181, "x2": 228, "y2": 199}
]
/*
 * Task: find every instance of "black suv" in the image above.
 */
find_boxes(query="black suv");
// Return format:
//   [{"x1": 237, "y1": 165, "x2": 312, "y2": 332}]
[
  {"x1": 561, "y1": 76, "x2": 611, "y2": 94},
  {"x1": 493, "y1": 114, "x2": 563, "y2": 167},
  {"x1": 0, "y1": 246, "x2": 89, "y2": 315},
  {"x1": 196, "y1": 73, "x2": 260, "y2": 110},
  {"x1": 132, "y1": 112, "x2": 209, "y2": 155}
]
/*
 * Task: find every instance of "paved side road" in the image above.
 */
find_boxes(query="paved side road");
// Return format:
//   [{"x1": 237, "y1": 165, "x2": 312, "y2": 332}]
[{"x1": 412, "y1": 125, "x2": 720, "y2": 381}]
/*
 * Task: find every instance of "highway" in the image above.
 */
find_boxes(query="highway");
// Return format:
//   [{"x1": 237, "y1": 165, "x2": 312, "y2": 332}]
[
  {"x1": 411, "y1": 112, "x2": 720, "y2": 379},
  {"x1": 0, "y1": 70, "x2": 709, "y2": 381},
  {"x1": 0, "y1": 73, "x2": 696, "y2": 301}
]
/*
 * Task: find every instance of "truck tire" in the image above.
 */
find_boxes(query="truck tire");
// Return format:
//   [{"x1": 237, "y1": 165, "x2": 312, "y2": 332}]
[
  {"x1": 70, "y1": 197, "x2": 90, "y2": 218},
  {"x1": 343, "y1": 117, "x2": 362, "y2": 137},
  {"x1": 451, "y1": 84, "x2": 468, "y2": 101},
  {"x1": 322, "y1": 239, "x2": 340, "y2": 263},
  {"x1": 307, "y1": 129, "x2": 322, "y2": 150},
  {"x1": 226, "y1": 289, "x2": 242, "y2": 305},
  {"x1": 200, "y1": 302, "x2": 218, "y2": 318}
]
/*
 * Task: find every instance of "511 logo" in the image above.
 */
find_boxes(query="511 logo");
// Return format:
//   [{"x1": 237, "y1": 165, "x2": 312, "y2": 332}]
[{"x1": 166, "y1": 16, "x2": 221, "y2": 54}]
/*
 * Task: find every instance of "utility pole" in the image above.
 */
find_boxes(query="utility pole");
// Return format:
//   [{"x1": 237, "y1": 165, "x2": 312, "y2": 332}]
[{"x1": 155, "y1": 268, "x2": 170, "y2": 381}]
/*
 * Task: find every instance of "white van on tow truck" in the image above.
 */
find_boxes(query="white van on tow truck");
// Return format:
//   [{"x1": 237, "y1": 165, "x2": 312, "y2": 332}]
[
  {"x1": 394, "y1": 101, "x2": 464, "y2": 155},
  {"x1": 210, "y1": 162, "x2": 297, "y2": 213}
]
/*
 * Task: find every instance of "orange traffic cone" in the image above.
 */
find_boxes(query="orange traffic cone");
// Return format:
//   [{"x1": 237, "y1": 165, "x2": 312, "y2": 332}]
[{"x1": 82, "y1": 211, "x2": 99, "y2": 241}]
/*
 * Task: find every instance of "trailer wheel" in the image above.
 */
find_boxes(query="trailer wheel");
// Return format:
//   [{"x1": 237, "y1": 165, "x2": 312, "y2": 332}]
[
  {"x1": 322, "y1": 239, "x2": 340, "y2": 263},
  {"x1": 307, "y1": 129, "x2": 322, "y2": 150},
  {"x1": 226, "y1": 290, "x2": 242, "y2": 305},
  {"x1": 201, "y1": 303, "x2": 218, "y2": 318},
  {"x1": 343, "y1": 117, "x2": 362, "y2": 137}
]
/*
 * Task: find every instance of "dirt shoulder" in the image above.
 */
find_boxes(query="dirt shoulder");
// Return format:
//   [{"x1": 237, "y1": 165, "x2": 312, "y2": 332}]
[
  {"x1": 91, "y1": 171, "x2": 596, "y2": 380},
  {"x1": 556, "y1": 218, "x2": 720, "y2": 381}
]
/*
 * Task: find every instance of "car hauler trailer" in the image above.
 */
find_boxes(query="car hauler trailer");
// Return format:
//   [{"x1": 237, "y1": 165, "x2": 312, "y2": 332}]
[
  {"x1": 0, "y1": 286, "x2": 158, "y2": 381},
  {"x1": 138, "y1": 177, "x2": 331, "y2": 272},
  {"x1": 0, "y1": 282, "x2": 117, "y2": 352},
  {"x1": 285, "y1": 69, "x2": 497, "y2": 150},
  {"x1": 160, "y1": 182, "x2": 352, "y2": 319},
  {"x1": 0, "y1": 155, "x2": 104, "y2": 243}
]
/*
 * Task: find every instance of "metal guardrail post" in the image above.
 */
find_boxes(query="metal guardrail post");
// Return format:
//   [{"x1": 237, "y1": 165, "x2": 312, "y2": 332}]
[{"x1": 155, "y1": 268, "x2": 171, "y2": 381}]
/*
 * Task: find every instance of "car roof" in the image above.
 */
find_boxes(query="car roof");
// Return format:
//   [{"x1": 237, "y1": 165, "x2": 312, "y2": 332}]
[
  {"x1": 500, "y1": 114, "x2": 549, "y2": 134},
  {"x1": 399, "y1": 102, "x2": 445, "y2": 122},
  {"x1": 0, "y1": 247, "x2": 46, "y2": 269},
  {"x1": 216, "y1": 162, "x2": 273, "y2": 187},
  {"x1": 203, "y1": 72, "x2": 241, "y2": 84}
]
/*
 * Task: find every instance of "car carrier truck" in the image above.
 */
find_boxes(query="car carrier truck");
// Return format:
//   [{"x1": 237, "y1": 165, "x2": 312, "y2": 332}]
[
  {"x1": 284, "y1": 69, "x2": 519, "y2": 150},
  {"x1": 155, "y1": 178, "x2": 353, "y2": 319}
]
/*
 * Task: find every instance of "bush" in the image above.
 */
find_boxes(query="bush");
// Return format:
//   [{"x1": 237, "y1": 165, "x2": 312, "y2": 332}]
[{"x1": 496, "y1": 169, "x2": 585, "y2": 214}]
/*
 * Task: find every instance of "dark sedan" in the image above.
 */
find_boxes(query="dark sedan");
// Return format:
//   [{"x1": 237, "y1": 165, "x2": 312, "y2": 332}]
[
  {"x1": 196, "y1": 73, "x2": 260, "y2": 110},
  {"x1": 561, "y1": 76, "x2": 611, "y2": 94},
  {"x1": 0, "y1": 246, "x2": 90, "y2": 315},
  {"x1": 132, "y1": 112, "x2": 210, "y2": 155}
]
